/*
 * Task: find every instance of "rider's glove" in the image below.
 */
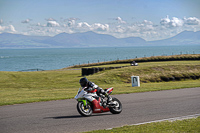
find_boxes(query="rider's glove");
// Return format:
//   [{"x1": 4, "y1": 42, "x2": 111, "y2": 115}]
[{"x1": 87, "y1": 87, "x2": 93, "y2": 91}]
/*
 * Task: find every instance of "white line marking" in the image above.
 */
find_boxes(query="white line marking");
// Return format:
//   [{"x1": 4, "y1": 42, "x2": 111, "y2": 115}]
[
  {"x1": 132, "y1": 114, "x2": 200, "y2": 126},
  {"x1": 106, "y1": 114, "x2": 200, "y2": 130}
]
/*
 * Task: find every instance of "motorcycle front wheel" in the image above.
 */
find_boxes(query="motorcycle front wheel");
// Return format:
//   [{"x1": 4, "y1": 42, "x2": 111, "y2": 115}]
[
  {"x1": 109, "y1": 97, "x2": 122, "y2": 114},
  {"x1": 77, "y1": 101, "x2": 92, "y2": 116}
]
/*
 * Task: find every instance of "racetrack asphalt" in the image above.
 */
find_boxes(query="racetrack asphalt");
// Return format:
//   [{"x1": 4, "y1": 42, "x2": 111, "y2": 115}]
[{"x1": 0, "y1": 87, "x2": 200, "y2": 133}]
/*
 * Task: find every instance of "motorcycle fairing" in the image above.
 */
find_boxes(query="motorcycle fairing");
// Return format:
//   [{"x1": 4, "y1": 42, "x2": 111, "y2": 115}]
[
  {"x1": 105, "y1": 87, "x2": 113, "y2": 95},
  {"x1": 92, "y1": 97, "x2": 110, "y2": 113},
  {"x1": 77, "y1": 98, "x2": 91, "y2": 106},
  {"x1": 77, "y1": 98, "x2": 109, "y2": 113}
]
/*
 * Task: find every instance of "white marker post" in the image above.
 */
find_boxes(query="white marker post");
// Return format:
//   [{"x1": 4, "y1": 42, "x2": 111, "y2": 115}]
[{"x1": 131, "y1": 76, "x2": 140, "y2": 87}]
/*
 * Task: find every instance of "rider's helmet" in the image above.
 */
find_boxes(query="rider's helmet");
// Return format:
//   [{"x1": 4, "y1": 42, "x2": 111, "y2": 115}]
[{"x1": 79, "y1": 77, "x2": 88, "y2": 87}]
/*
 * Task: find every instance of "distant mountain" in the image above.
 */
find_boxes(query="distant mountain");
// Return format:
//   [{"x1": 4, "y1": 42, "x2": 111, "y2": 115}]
[
  {"x1": 148, "y1": 31, "x2": 200, "y2": 45},
  {"x1": 0, "y1": 31, "x2": 146, "y2": 48},
  {"x1": 0, "y1": 33, "x2": 51, "y2": 48},
  {"x1": 40, "y1": 31, "x2": 124, "y2": 47},
  {"x1": 120, "y1": 36, "x2": 146, "y2": 46},
  {"x1": 0, "y1": 31, "x2": 199, "y2": 48}
]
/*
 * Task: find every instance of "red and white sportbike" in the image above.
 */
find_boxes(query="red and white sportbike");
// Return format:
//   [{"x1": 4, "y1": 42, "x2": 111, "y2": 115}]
[{"x1": 74, "y1": 87, "x2": 122, "y2": 116}]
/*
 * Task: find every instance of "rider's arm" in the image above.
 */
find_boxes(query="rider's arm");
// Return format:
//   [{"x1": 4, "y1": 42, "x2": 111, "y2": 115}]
[{"x1": 87, "y1": 81, "x2": 98, "y2": 91}]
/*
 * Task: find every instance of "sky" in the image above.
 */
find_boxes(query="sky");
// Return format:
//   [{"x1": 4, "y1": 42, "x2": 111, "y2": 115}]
[{"x1": 0, "y1": 0, "x2": 200, "y2": 41}]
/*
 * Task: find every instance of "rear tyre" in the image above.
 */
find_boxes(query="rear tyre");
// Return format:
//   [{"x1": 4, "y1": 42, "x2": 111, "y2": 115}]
[
  {"x1": 77, "y1": 101, "x2": 92, "y2": 116},
  {"x1": 109, "y1": 97, "x2": 122, "y2": 114}
]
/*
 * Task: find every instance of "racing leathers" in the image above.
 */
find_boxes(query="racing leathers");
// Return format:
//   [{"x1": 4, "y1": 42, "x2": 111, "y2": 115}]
[{"x1": 84, "y1": 81, "x2": 112, "y2": 103}]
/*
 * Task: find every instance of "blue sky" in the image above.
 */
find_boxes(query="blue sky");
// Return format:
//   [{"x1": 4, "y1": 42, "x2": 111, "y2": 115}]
[{"x1": 0, "y1": 0, "x2": 200, "y2": 41}]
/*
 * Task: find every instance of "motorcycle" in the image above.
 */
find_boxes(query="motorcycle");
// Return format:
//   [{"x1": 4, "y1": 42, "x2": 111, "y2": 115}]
[{"x1": 74, "y1": 87, "x2": 122, "y2": 116}]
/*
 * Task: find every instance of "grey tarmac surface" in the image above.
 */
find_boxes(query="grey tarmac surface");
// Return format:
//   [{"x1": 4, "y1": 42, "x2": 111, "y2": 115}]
[{"x1": 0, "y1": 87, "x2": 200, "y2": 133}]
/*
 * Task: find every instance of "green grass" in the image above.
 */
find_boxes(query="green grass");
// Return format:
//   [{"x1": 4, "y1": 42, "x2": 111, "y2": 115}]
[
  {"x1": 0, "y1": 58, "x2": 200, "y2": 106},
  {"x1": 89, "y1": 60, "x2": 200, "y2": 83},
  {"x1": 85, "y1": 117, "x2": 200, "y2": 133},
  {"x1": 0, "y1": 70, "x2": 81, "y2": 105},
  {"x1": 70, "y1": 54, "x2": 200, "y2": 68}
]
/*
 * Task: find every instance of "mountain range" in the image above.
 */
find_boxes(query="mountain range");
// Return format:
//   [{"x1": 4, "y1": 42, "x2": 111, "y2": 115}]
[{"x1": 0, "y1": 31, "x2": 199, "y2": 48}]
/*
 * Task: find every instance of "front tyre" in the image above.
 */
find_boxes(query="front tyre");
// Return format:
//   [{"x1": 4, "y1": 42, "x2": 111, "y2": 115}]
[
  {"x1": 109, "y1": 97, "x2": 122, "y2": 114},
  {"x1": 77, "y1": 101, "x2": 92, "y2": 116}
]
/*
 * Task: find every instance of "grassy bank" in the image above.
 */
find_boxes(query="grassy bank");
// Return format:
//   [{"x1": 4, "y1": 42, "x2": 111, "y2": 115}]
[
  {"x1": 85, "y1": 117, "x2": 200, "y2": 133},
  {"x1": 69, "y1": 54, "x2": 200, "y2": 68},
  {"x1": 89, "y1": 61, "x2": 200, "y2": 83},
  {"x1": 0, "y1": 55, "x2": 200, "y2": 106}
]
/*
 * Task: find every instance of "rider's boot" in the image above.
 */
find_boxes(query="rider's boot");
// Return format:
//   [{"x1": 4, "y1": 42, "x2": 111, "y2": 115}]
[
  {"x1": 105, "y1": 93, "x2": 112, "y2": 104},
  {"x1": 100, "y1": 88, "x2": 112, "y2": 104}
]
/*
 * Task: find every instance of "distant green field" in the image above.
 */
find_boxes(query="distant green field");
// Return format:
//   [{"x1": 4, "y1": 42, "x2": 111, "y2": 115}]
[
  {"x1": 68, "y1": 54, "x2": 200, "y2": 68},
  {"x1": 0, "y1": 55, "x2": 200, "y2": 106}
]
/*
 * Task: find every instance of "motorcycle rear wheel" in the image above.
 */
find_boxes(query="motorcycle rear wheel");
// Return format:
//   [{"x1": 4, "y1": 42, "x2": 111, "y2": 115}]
[
  {"x1": 77, "y1": 101, "x2": 92, "y2": 116},
  {"x1": 109, "y1": 97, "x2": 122, "y2": 114}
]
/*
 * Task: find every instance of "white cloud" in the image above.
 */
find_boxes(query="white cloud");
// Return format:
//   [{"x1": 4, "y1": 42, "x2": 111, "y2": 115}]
[
  {"x1": 46, "y1": 21, "x2": 60, "y2": 27},
  {"x1": 170, "y1": 17, "x2": 184, "y2": 27},
  {"x1": 0, "y1": 25, "x2": 5, "y2": 31},
  {"x1": 67, "y1": 19, "x2": 76, "y2": 27},
  {"x1": 115, "y1": 17, "x2": 126, "y2": 24},
  {"x1": 4, "y1": 15, "x2": 199, "y2": 41},
  {"x1": 160, "y1": 16, "x2": 184, "y2": 27},
  {"x1": 91, "y1": 23, "x2": 109, "y2": 31},
  {"x1": 9, "y1": 25, "x2": 16, "y2": 32},
  {"x1": 45, "y1": 18, "x2": 56, "y2": 21},
  {"x1": 0, "y1": 19, "x2": 3, "y2": 24},
  {"x1": 77, "y1": 22, "x2": 91, "y2": 28},
  {"x1": 21, "y1": 19, "x2": 31, "y2": 23},
  {"x1": 25, "y1": 26, "x2": 64, "y2": 36},
  {"x1": 142, "y1": 20, "x2": 153, "y2": 25},
  {"x1": 113, "y1": 25, "x2": 126, "y2": 33},
  {"x1": 109, "y1": 16, "x2": 200, "y2": 40},
  {"x1": 36, "y1": 23, "x2": 41, "y2": 26},
  {"x1": 0, "y1": 25, "x2": 16, "y2": 33},
  {"x1": 183, "y1": 17, "x2": 200, "y2": 25},
  {"x1": 160, "y1": 16, "x2": 200, "y2": 28},
  {"x1": 160, "y1": 15, "x2": 171, "y2": 25}
]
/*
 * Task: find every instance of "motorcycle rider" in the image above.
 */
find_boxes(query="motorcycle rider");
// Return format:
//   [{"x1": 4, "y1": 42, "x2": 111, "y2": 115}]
[{"x1": 79, "y1": 77, "x2": 112, "y2": 104}]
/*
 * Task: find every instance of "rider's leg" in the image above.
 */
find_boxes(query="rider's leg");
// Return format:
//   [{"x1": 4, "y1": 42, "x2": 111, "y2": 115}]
[
  {"x1": 83, "y1": 93, "x2": 95, "y2": 102},
  {"x1": 98, "y1": 88, "x2": 112, "y2": 103}
]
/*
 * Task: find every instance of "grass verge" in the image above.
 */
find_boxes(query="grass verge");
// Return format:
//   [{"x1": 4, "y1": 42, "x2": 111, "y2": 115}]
[
  {"x1": 85, "y1": 117, "x2": 200, "y2": 133},
  {"x1": 0, "y1": 58, "x2": 200, "y2": 106},
  {"x1": 0, "y1": 75, "x2": 199, "y2": 106}
]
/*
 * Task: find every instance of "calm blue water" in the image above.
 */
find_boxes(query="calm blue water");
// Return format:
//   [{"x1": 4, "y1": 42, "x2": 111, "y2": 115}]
[{"x1": 0, "y1": 46, "x2": 199, "y2": 71}]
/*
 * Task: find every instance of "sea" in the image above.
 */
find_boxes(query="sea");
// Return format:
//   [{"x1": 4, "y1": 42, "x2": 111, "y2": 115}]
[{"x1": 0, "y1": 45, "x2": 199, "y2": 71}]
